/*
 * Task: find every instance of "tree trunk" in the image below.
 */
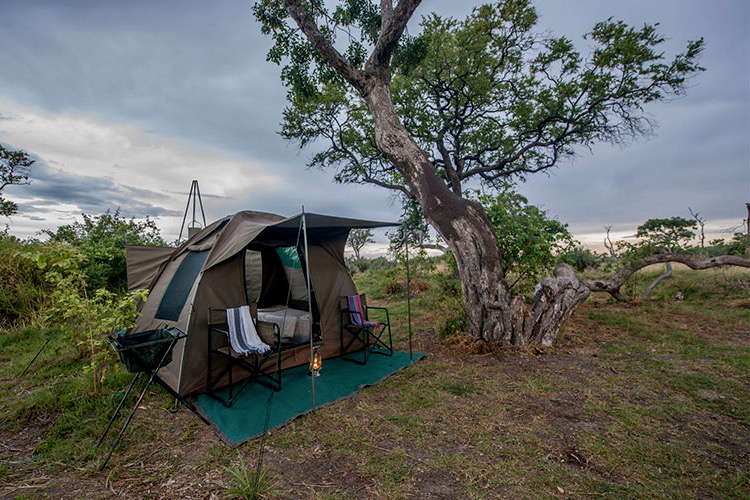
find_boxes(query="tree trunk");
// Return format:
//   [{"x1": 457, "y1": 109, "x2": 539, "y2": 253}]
[
  {"x1": 280, "y1": 1, "x2": 592, "y2": 346},
  {"x1": 363, "y1": 82, "x2": 589, "y2": 345}
]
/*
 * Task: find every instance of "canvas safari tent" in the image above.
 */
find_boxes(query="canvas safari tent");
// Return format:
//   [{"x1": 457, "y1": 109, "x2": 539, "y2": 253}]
[{"x1": 124, "y1": 210, "x2": 395, "y2": 396}]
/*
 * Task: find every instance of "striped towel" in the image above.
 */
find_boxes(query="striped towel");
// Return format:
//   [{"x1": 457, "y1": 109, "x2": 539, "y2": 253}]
[
  {"x1": 347, "y1": 295, "x2": 380, "y2": 329},
  {"x1": 226, "y1": 306, "x2": 271, "y2": 355}
]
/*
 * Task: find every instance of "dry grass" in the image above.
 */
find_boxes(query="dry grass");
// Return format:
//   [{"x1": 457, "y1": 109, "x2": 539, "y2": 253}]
[{"x1": 0, "y1": 267, "x2": 748, "y2": 499}]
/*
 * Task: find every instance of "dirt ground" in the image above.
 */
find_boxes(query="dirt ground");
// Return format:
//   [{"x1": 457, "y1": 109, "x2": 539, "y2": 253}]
[{"x1": 2, "y1": 290, "x2": 749, "y2": 499}]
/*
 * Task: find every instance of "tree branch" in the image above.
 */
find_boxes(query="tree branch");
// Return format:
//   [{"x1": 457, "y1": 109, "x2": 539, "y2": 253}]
[
  {"x1": 579, "y1": 253, "x2": 750, "y2": 302},
  {"x1": 282, "y1": 0, "x2": 367, "y2": 91},
  {"x1": 642, "y1": 262, "x2": 672, "y2": 299},
  {"x1": 367, "y1": 0, "x2": 422, "y2": 71}
]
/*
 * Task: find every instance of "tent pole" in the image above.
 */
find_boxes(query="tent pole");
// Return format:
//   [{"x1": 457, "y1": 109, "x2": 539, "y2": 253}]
[
  {"x1": 191, "y1": 180, "x2": 197, "y2": 228},
  {"x1": 302, "y1": 206, "x2": 315, "y2": 409},
  {"x1": 177, "y1": 180, "x2": 194, "y2": 242},
  {"x1": 195, "y1": 181, "x2": 207, "y2": 227},
  {"x1": 405, "y1": 232, "x2": 413, "y2": 362}
]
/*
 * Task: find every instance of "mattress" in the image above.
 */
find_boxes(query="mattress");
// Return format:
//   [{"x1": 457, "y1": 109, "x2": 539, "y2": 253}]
[{"x1": 257, "y1": 306, "x2": 311, "y2": 343}]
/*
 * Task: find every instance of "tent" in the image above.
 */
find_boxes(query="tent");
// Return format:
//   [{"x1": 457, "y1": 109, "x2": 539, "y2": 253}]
[{"x1": 125, "y1": 210, "x2": 396, "y2": 396}]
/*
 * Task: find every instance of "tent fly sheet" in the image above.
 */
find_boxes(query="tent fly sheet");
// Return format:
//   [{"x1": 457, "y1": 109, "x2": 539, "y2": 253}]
[{"x1": 125, "y1": 210, "x2": 396, "y2": 396}]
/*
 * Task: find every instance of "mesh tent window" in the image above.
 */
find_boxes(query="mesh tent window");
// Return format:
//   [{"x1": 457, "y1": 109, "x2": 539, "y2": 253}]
[{"x1": 155, "y1": 250, "x2": 210, "y2": 321}]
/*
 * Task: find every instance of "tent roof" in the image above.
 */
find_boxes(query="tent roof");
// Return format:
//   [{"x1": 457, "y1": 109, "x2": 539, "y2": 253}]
[
  {"x1": 273, "y1": 212, "x2": 397, "y2": 230},
  {"x1": 192, "y1": 210, "x2": 397, "y2": 271}
]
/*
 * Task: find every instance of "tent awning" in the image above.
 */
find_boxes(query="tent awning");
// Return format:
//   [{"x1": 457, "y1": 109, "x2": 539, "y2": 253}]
[
  {"x1": 271, "y1": 213, "x2": 397, "y2": 230},
  {"x1": 201, "y1": 211, "x2": 398, "y2": 271}
]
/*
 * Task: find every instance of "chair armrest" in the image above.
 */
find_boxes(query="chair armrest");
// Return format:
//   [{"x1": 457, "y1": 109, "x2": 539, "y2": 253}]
[
  {"x1": 209, "y1": 326, "x2": 229, "y2": 337},
  {"x1": 341, "y1": 308, "x2": 366, "y2": 324},
  {"x1": 366, "y1": 305, "x2": 390, "y2": 324}
]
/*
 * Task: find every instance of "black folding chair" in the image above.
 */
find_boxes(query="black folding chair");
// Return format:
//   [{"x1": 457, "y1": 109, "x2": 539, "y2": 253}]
[
  {"x1": 340, "y1": 294, "x2": 393, "y2": 365},
  {"x1": 206, "y1": 306, "x2": 284, "y2": 408}
]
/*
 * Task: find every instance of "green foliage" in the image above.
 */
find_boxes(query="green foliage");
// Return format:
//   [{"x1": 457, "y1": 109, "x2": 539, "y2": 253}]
[
  {"x1": 257, "y1": 0, "x2": 704, "y2": 195},
  {"x1": 17, "y1": 238, "x2": 147, "y2": 392},
  {"x1": 707, "y1": 233, "x2": 750, "y2": 257},
  {"x1": 222, "y1": 453, "x2": 282, "y2": 500},
  {"x1": 608, "y1": 216, "x2": 700, "y2": 277},
  {"x1": 0, "y1": 235, "x2": 49, "y2": 326},
  {"x1": 558, "y1": 246, "x2": 602, "y2": 272},
  {"x1": 437, "y1": 311, "x2": 467, "y2": 338},
  {"x1": 44, "y1": 209, "x2": 167, "y2": 292},
  {"x1": 347, "y1": 255, "x2": 395, "y2": 275},
  {"x1": 475, "y1": 189, "x2": 573, "y2": 292},
  {"x1": 1, "y1": 230, "x2": 148, "y2": 392},
  {"x1": 0, "y1": 144, "x2": 34, "y2": 217},
  {"x1": 635, "y1": 216, "x2": 697, "y2": 253}
]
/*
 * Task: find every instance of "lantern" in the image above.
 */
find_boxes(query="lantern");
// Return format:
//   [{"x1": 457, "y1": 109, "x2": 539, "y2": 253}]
[{"x1": 310, "y1": 346, "x2": 322, "y2": 376}]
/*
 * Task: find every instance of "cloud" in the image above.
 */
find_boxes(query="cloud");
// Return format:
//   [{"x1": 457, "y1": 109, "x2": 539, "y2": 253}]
[
  {"x1": 0, "y1": 103, "x2": 286, "y2": 237},
  {"x1": 0, "y1": 0, "x2": 747, "y2": 246}
]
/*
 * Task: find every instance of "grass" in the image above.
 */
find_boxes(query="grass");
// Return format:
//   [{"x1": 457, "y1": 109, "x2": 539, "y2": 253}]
[
  {"x1": 223, "y1": 453, "x2": 283, "y2": 500},
  {"x1": 0, "y1": 266, "x2": 748, "y2": 498}
]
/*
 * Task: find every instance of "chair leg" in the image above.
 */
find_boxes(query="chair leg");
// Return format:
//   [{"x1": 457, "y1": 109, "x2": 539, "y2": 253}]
[{"x1": 341, "y1": 329, "x2": 368, "y2": 365}]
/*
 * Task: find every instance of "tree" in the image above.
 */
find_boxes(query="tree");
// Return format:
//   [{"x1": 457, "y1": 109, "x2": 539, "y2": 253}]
[
  {"x1": 634, "y1": 216, "x2": 696, "y2": 254},
  {"x1": 478, "y1": 188, "x2": 574, "y2": 294},
  {"x1": 347, "y1": 227, "x2": 375, "y2": 260},
  {"x1": 0, "y1": 145, "x2": 34, "y2": 216},
  {"x1": 44, "y1": 209, "x2": 167, "y2": 292},
  {"x1": 632, "y1": 216, "x2": 696, "y2": 298},
  {"x1": 688, "y1": 207, "x2": 706, "y2": 256},
  {"x1": 583, "y1": 217, "x2": 750, "y2": 302},
  {"x1": 254, "y1": 0, "x2": 704, "y2": 345}
]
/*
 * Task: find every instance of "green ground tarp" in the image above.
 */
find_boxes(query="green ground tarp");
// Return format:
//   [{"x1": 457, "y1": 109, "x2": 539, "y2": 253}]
[{"x1": 195, "y1": 351, "x2": 425, "y2": 445}]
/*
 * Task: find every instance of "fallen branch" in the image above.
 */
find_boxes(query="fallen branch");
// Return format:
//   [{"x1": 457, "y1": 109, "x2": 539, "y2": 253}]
[{"x1": 578, "y1": 253, "x2": 750, "y2": 302}]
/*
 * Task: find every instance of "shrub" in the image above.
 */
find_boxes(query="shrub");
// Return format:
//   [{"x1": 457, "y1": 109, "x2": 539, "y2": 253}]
[
  {"x1": 474, "y1": 189, "x2": 574, "y2": 293},
  {"x1": 0, "y1": 234, "x2": 67, "y2": 326},
  {"x1": 438, "y1": 311, "x2": 467, "y2": 337},
  {"x1": 44, "y1": 209, "x2": 167, "y2": 293},
  {"x1": 7, "y1": 235, "x2": 147, "y2": 393},
  {"x1": 558, "y1": 246, "x2": 602, "y2": 272},
  {"x1": 707, "y1": 234, "x2": 749, "y2": 257}
]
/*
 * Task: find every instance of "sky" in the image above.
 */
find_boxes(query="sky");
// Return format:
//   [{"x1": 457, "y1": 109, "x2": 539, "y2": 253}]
[{"x1": 0, "y1": 0, "x2": 747, "y2": 253}]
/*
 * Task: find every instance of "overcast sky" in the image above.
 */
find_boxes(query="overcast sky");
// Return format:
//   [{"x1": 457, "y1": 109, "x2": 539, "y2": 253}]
[{"x1": 0, "y1": 0, "x2": 747, "y2": 251}]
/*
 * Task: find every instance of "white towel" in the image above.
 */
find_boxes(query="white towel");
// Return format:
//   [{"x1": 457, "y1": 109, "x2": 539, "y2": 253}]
[{"x1": 226, "y1": 306, "x2": 271, "y2": 355}]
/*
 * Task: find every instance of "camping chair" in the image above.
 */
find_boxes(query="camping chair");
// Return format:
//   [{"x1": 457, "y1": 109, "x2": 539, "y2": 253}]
[
  {"x1": 340, "y1": 294, "x2": 393, "y2": 364},
  {"x1": 207, "y1": 305, "x2": 283, "y2": 407}
]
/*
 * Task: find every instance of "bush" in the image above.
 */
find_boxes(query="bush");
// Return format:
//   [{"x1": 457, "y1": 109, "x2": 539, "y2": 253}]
[
  {"x1": 707, "y1": 234, "x2": 749, "y2": 257},
  {"x1": 558, "y1": 246, "x2": 602, "y2": 272},
  {"x1": 474, "y1": 189, "x2": 574, "y2": 293},
  {"x1": 438, "y1": 311, "x2": 467, "y2": 337},
  {"x1": 1, "y1": 231, "x2": 146, "y2": 392},
  {"x1": 0, "y1": 234, "x2": 64, "y2": 326},
  {"x1": 44, "y1": 209, "x2": 167, "y2": 293}
]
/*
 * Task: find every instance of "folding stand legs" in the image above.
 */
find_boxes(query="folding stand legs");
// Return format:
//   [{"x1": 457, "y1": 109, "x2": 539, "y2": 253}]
[
  {"x1": 96, "y1": 372, "x2": 141, "y2": 448},
  {"x1": 96, "y1": 336, "x2": 177, "y2": 471}
]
